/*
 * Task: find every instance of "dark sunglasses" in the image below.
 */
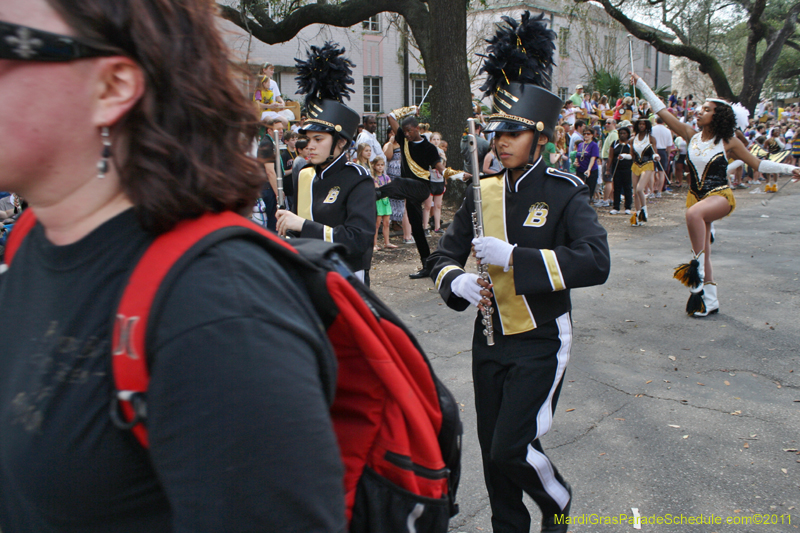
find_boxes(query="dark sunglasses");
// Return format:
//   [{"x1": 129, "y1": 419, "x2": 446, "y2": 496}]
[{"x1": 1, "y1": 20, "x2": 117, "y2": 62}]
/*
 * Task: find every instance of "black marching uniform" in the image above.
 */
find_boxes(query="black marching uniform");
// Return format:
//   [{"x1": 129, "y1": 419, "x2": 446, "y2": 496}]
[
  {"x1": 610, "y1": 139, "x2": 633, "y2": 211},
  {"x1": 291, "y1": 42, "x2": 376, "y2": 284},
  {"x1": 291, "y1": 151, "x2": 376, "y2": 280},
  {"x1": 430, "y1": 11, "x2": 610, "y2": 533},
  {"x1": 428, "y1": 159, "x2": 609, "y2": 531}
]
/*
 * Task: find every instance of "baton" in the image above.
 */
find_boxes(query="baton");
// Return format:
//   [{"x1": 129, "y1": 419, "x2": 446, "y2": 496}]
[
  {"x1": 627, "y1": 35, "x2": 639, "y2": 111},
  {"x1": 761, "y1": 177, "x2": 797, "y2": 206},
  {"x1": 418, "y1": 85, "x2": 433, "y2": 108}
]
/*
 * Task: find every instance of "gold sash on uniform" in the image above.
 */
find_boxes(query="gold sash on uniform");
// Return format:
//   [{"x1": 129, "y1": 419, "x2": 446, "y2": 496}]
[
  {"x1": 297, "y1": 167, "x2": 315, "y2": 220},
  {"x1": 403, "y1": 141, "x2": 431, "y2": 180},
  {"x1": 482, "y1": 175, "x2": 537, "y2": 335}
]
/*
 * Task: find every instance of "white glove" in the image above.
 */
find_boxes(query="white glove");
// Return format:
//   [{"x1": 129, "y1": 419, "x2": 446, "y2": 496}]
[
  {"x1": 472, "y1": 236, "x2": 516, "y2": 271},
  {"x1": 450, "y1": 273, "x2": 483, "y2": 307},
  {"x1": 654, "y1": 154, "x2": 661, "y2": 161},
  {"x1": 635, "y1": 78, "x2": 666, "y2": 114},
  {"x1": 758, "y1": 159, "x2": 799, "y2": 175},
  {"x1": 619, "y1": 153, "x2": 632, "y2": 160},
  {"x1": 727, "y1": 160, "x2": 744, "y2": 173}
]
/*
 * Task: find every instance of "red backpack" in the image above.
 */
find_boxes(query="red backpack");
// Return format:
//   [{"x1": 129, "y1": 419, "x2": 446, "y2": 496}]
[{"x1": 5, "y1": 210, "x2": 462, "y2": 532}]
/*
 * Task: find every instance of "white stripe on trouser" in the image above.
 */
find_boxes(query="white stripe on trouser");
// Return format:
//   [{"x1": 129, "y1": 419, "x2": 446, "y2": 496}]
[{"x1": 525, "y1": 312, "x2": 572, "y2": 511}]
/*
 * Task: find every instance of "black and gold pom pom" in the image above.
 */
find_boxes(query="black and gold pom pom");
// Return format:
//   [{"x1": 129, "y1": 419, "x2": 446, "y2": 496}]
[
  {"x1": 686, "y1": 291, "x2": 706, "y2": 315},
  {"x1": 673, "y1": 259, "x2": 702, "y2": 288}
]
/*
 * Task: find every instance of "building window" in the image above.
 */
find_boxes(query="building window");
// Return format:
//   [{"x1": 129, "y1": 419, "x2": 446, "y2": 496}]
[
  {"x1": 362, "y1": 15, "x2": 380, "y2": 32},
  {"x1": 558, "y1": 28, "x2": 569, "y2": 58},
  {"x1": 412, "y1": 79, "x2": 429, "y2": 106},
  {"x1": 558, "y1": 87, "x2": 569, "y2": 101},
  {"x1": 364, "y1": 77, "x2": 382, "y2": 113},
  {"x1": 645, "y1": 44, "x2": 651, "y2": 68}
]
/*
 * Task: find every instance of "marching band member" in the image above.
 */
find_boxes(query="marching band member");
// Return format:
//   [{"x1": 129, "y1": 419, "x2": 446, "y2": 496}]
[
  {"x1": 427, "y1": 13, "x2": 610, "y2": 533},
  {"x1": 632, "y1": 73, "x2": 800, "y2": 316},
  {"x1": 276, "y1": 43, "x2": 375, "y2": 284}
]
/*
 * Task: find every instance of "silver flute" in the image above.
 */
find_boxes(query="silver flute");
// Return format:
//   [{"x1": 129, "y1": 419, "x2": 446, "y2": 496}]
[
  {"x1": 467, "y1": 118, "x2": 495, "y2": 346},
  {"x1": 275, "y1": 137, "x2": 286, "y2": 210}
]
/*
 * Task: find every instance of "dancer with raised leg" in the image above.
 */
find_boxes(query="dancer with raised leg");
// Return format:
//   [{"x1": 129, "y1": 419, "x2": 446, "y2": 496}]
[{"x1": 631, "y1": 73, "x2": 800, "y2": 316}]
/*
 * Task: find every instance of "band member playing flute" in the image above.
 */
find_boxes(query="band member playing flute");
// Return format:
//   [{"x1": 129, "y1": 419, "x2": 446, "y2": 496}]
[
  {"x1": 427, "y1": 12, "x2": 610, "y2": 533},
  {"x1": 276, "y1": 42, "x2": 375, "y2": 285}
]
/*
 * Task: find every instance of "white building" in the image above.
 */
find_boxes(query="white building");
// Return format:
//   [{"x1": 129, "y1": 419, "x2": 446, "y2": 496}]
[{"x1": 218, "y1": 14, "x2": 420, "y2": 119}]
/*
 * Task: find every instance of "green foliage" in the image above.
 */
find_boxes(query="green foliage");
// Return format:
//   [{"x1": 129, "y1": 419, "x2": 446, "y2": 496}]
[
  {"x1": 584, "y1": 69, "x2": 631, "y2": 100},
  {"x1": 419, "y1": 102, "x2": 432, "y2": 123},
  {"x1": 653, "y1": 85, "x2": 671, "y2": 99}
]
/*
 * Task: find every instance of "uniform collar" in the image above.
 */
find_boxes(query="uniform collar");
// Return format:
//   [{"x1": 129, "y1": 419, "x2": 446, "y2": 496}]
[
  {"x1": 505, "y1": 156, "x2": 542, "y2": 194},
  {"x1": 316, "y1": 151, "x2": 348, "y2": 180}
]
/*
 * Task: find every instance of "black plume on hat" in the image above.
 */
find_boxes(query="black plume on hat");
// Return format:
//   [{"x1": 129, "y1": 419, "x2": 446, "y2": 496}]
[
  {"x1": 479, "y1": 11, "x2": 556, "y2": 98},
  {"x1": 295, "y1": 42, "x2": 355, "y2": 105}
]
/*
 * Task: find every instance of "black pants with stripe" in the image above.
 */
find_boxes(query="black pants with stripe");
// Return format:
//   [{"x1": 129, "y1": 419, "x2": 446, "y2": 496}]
[
  {"x1": 472, "y1": 312, "x2": 572, "y2": 532},
  {"x1": 378, "y1": 177, "x2": 430, "y2": 268}
]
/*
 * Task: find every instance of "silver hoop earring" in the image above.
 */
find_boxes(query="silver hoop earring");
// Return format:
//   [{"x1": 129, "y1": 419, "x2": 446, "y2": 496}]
[{"x1": 97, "y1": 126, "x2": 111, "y2": 179}]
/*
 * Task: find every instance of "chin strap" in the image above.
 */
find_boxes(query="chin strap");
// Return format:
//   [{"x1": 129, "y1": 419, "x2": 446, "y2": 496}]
[
  {"x1": 528, "y1": 130, "x2": 541, "y2": 166},
  {"x1": 324, "y1": 132, "x2": 343, "y2": 164}
]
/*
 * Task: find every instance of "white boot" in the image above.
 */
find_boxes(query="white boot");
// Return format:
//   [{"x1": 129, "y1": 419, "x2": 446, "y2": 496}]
[{"x1": 693, "y1": 283, "x2": 719, "y2": 317}]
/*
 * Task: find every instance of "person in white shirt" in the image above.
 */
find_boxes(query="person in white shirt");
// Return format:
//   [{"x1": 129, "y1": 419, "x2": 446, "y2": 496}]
[
  {"x1": 651, "y1": 116, "x2": 674, "y2": 196},
  {"x1": 569, "y1": 120, "x2": 585, "y2": 155},
  {"x1": 355, "y1": 115, "x2": 384, "y2": 162}
]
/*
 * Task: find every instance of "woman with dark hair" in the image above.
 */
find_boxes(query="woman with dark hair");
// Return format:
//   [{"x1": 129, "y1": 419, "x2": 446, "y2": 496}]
[
  {"x1": 632, "y1": 73, "x2": 800, "y2": 317},
  {"x1": 630, "y1": 117, "x2": 658, "y2": 226},
  {"x1": 0, "y1": 1, "x2": 345, "y2": 530}
]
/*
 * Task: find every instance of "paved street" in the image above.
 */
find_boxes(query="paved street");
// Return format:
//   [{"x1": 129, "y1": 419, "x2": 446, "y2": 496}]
[{"x1": 370, "y1": 181, "x2": 800, "y2": 532}]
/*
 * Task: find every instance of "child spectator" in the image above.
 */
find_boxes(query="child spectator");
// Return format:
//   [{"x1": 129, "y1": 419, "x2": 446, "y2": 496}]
[
  {"x1": 356, "y1": 143, "x2": 372, "y2": 168},
  {"x1": 371, "y1": 157, "x2": 397, "y2": 250}
]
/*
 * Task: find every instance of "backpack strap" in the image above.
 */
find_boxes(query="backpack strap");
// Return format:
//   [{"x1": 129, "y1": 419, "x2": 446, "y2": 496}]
[
  {"x1": 3, "y1": 209, "x2": 38, "y2": 265},
  {"x1": 110, "y1": 211, "x2": 297, "y2": 447}
]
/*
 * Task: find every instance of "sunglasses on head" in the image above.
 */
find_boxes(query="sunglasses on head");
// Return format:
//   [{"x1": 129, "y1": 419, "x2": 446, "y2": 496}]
[{"x1": 1, "y1": 20, "x2": 117, "y2": 62}]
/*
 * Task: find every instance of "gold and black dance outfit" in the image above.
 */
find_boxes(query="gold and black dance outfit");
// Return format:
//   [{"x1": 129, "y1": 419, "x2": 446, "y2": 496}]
[{"x1": 685, "y1": 133, "x2": 736, "y2": 213}]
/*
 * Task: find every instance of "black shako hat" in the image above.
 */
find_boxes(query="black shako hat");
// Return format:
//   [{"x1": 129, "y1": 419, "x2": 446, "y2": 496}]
[
  {"x1": 295, "y1": 42, "x2": 359, "y2": 141},
  {"x1": 479, "y1": 12, "x2": 562, "y2": 142},
  {"x1": 302, "y1": 98, "x2": 360, "y2": 141}
]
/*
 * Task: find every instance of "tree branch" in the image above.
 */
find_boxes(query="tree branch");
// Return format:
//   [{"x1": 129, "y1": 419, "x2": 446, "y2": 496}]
[
  {"x1": 786, "y1": 39, "x2": 800, "y2": 52},
  {"x1": 778, "y1": 67, "x2": 800, "y2": 78},
  {"x1": 217, "y1": 0, "x2": 430, "y2": 46},
  {"x1": 574, "y1": 0, "x2": 735, "y2": 98}
]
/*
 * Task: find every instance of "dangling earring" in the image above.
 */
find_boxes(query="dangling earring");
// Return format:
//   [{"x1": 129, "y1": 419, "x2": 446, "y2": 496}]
[{"x1": 97, "y1": 126, "x2": 111, "y2": 179}]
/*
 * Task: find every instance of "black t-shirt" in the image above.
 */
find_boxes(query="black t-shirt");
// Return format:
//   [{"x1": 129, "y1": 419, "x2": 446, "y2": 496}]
[
  {"x1": 0, "y1": 210, "x2": 345, "y2": 532},
  {"x1": 395, "y1": 127, "x2": 441, "y2": 181}
]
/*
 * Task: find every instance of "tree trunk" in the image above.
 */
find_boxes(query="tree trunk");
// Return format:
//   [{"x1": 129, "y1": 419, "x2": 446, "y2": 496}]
[{"x1": 419, "y1": 0, "x2": 473, "y2": 206}]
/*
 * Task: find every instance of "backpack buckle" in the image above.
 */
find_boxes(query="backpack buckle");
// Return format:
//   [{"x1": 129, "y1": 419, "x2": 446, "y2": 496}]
[{"x1": 109, "y1": 390, "x2": 148, "y2": 430}]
